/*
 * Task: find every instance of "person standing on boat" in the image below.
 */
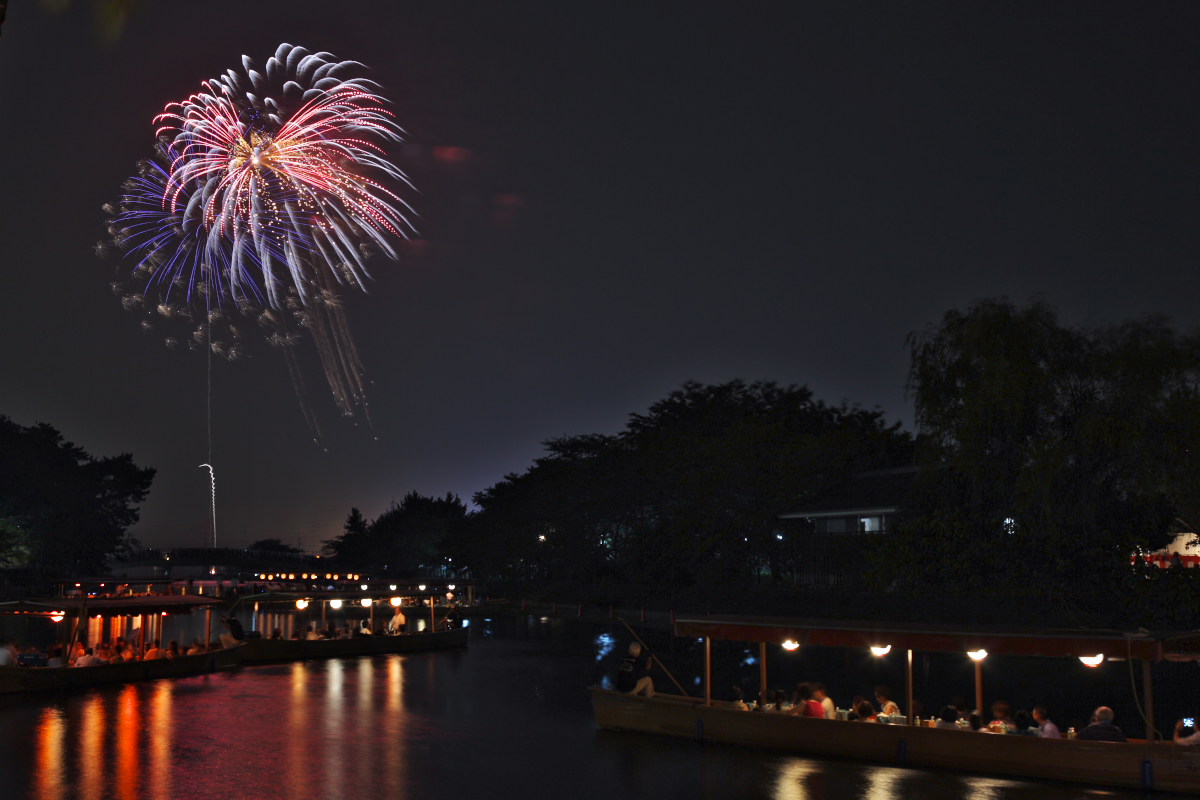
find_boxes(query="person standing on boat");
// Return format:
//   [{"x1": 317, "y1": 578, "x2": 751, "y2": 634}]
[
  {"x1": 1032, "y1": 705, "x2": 1061, "y2": 738},
  {"x1": 616, "y1": 642, "x2": 654, "y2": 697},
  {"x1": 1075, "y1": 706, "x2": 1127, "y2": 742},
  {"x1": 388, "y1": 606, "x2": 407, "y2": 635}
]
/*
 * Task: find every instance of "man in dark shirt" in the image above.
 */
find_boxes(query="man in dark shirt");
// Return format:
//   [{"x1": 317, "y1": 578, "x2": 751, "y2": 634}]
[
  {"x1": 615, "y1": 642, "x2": 654, "y2": 697},
  {"x1": 1075, "y1": 706, "x2": 1127, "y2": 742}
]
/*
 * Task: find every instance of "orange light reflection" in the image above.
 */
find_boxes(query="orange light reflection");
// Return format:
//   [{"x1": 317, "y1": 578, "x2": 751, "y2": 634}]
[
  {"x1": 34, "y1": 707, "x2": 66, "y2": 800},
  {"x1": 116, "y1": 685, "x2": 140, "y2": 800}
]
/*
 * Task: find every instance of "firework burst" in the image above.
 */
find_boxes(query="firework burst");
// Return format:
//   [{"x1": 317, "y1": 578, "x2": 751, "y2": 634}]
[{"x1": 101, "y1": 44, "x2": 415, "y2": 427}]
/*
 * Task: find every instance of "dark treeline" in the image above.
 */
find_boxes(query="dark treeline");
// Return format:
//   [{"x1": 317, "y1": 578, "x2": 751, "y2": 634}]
[
  {"x1": 326, "y1": 379, "x2": 914, "y2": 605},
  {"x1": 0, "y1": 417, "x2": 153, "y2": 592},
  {"x1": 330, "y1": 299, "x2": 1200, "y2": 627},
  {"x1": 4, "y1": 298, "x2": 1199, "y2": 626}
]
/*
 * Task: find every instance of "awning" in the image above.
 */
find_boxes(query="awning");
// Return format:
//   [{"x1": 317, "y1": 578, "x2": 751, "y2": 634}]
[
  {"x1": 673, "y1": 615, "x2": 1200, "y2": 661},
  {"x1": 0, "y1": 596, "x2": 226, "y2": 617}
]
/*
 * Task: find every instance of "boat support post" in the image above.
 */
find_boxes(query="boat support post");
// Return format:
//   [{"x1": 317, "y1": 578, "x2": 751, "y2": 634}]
[
  {"x1": 974, "y1": 657, "x2": 984, "y2": 716},
  {"x1": 1142, "y1": 659, "x2": 1156, "y2": 740},
  {"x1": 759, "y1": 641, "x2": 767, "y2": 709},
  {"x1": 704, "y1": 636, "x2": 712, "y2": 706},
  {"x1": 906, "y1": 648, "x2": 914, "y2": 725}
]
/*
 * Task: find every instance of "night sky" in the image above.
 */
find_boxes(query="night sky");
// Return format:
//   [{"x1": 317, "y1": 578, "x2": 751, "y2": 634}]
[{"x1": 0, "y1": 2, "x2": 1196, "y2": 553}]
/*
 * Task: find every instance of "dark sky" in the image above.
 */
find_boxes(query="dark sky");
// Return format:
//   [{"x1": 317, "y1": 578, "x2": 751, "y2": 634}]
[{"x1": 1, "y1": 2, "x2": 1196, "y2": 553}]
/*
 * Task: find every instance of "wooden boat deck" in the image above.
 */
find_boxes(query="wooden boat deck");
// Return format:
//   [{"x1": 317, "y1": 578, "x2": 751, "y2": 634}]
[
  {"x1": 0, "y1": 646, "x2": 243, "y2": 695},
  {"x1": 591, "y1": 688, "x2": 1200, "y2": 793}
]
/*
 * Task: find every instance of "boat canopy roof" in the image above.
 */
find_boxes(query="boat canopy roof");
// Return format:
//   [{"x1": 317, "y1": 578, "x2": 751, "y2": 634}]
[
  {"x1": 0, "y1": 596, "x2": 225, "y2": 617},
  {"x1": 673, "y1": 615, "x2": 1200, "y2": 661}
]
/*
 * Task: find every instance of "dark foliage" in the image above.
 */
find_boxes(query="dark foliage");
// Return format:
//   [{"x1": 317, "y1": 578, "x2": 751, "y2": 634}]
[
  {"x1": 883, "y1": 299, "x2": 1200, "y2": 627},
  {"x1": 0, "y1": 416, "x2": 154, "y2": 584}
]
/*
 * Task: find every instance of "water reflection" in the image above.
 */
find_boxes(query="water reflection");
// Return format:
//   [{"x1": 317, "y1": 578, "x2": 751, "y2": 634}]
[
  {"x1": 148, "y1": 682, "x2": 172, "y2": 800},
  {"x1": 33, "y1": 707, "x2": 64, "y2": 800},
  {"x1": 6, "y1": 621, "x2": 1192, "y2": 800}
]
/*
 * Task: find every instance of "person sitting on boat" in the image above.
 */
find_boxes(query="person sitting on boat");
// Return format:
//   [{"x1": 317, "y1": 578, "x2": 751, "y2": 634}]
[
  {"x1": 1011, "y1": 709, "x2": 1037, "y2": 735},
  {"x1": 166, "y1": 641, "x2": 181, "y2": 658},
  {"x1": 935, "y1": 706, "x2": 960, "y2": 729},
  {"x1": 615, "y1": 642, "x2": 654, "y2": 697},
  {"x1": 45, "y1": 645, "x2": 65, "y2": 668},
  {"x1": 792, "y1": 682, "x2": 825, "y2": 718},
  {"x1": 388, "y1": 607, "x2": 407, "y2": 635},
  {"x1": 1076, "y1": 706, "x2": 1127, "y2": 742},
  {"x1": 1032, "y1": 705, "x2": 1061, "y2": 738},
  {"x1": 989, "y1": 700, "x2": 1016, "y2": 732},
  {"x1": 219, "y1": 616, "x2": 245, "y2": 649},
  {"x1": 74, "y1": 647, "x2": 104, "y2": 667},
  {"x1": 143, "y1": 640, "x2": 165, "y2": 660},
  {"x1": 728, "y1": 685, "x2": 749, "y2": 710},
  {"x1": 270, "y1": 629, "x2": 283, "y2": 640},
  {"x1": 1174, "y1": 719, "x2": 1200, "y2": 745},
  {"x1": 186, "y1": 639, "x2": 204, "y2": 655},
  {"x1": 850, "y1": 700, "x2": 876, "y2": 721},
  {"x1": 874, "y1": 685, "x2": 900, "y2": 718},
  {"x1": 305, "y1": 624, "x2": 322, "y2": 640},
  {"x1": 812, "y1": 683, "x2": 836, "y2": 719},
  {"x1": 356, "y1": 620, "x2": 373, "y2": 637}
]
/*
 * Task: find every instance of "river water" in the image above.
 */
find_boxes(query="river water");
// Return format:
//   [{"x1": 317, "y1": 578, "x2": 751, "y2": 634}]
[{"x1": 0, "y1": 615, "x2": 1190, "y2": 800}]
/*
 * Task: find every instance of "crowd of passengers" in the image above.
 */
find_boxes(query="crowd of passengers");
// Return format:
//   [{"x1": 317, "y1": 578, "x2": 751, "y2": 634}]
[
  {"x1": 736, "y1": 686, "x2": 1200, "y2": 746},
  {"x1": 0, "y1": 636, "x2": 218, "y2": 667},
  {"x1": 615, "y1": 642, "x2": 1200, "y2": 746},
  {"x1": 0, "y1": 609, "x2": 417, "y2": 669}
]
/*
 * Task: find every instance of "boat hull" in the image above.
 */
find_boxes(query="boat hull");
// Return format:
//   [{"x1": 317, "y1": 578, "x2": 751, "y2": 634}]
[
  {"x1": 590, "y1": 689, "x2": 1200, "y2": 793},
  {"x1": 0, "y1": 647, "x2": 242, "y2": 695},
  {"x1": 238, "y1": 626, "x2": 469, "y2": 663}
]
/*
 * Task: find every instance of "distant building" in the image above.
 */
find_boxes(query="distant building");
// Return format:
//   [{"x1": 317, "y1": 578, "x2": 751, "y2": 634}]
[{"x1": 777, "y1": 467, "x2": 918, "y2": 586}]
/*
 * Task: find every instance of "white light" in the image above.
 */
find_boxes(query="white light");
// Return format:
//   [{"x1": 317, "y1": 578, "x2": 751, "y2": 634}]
[
  {"x1": 418, "y1": 584, "x2": 426, "y2": 591},
  {"x1": 390, "y1": 597, "x2": 402, "y2": 607},
  {"x1": 50, "y1": 613, "x2": 65, "y2": 623},
  {"x1": 329, "y1": 599, "x2": 343, "y2": 610},
  {"x1": 360, "y1": 584, "x2": 368, "y2": 591},
  {"x1": 389, "y1": 585, "x2": 397, "y2": 591},
  {"x1": 967, "y1": 649, "x2": 988, "y2": 661},
  {"x1": 1079, "y1": 654, "x2": 1104, "y2": 667},
  {"x1": 360, "y1": 598, "x2": 372, "y2": 608},
  {"x1": 448, "y1": 584, "x2": 456, "y2": 590},
  {"x1": 870, "y1": 645, "x2": 892, "y2": 657},
  {"x1": 538, "y1": 535, "x2": 546, "y2": 542},
  {"x1": 781, "y1": 640, "x2": 800, "y2": 651},
  {"x1": 295, "y1": 599, "x2": 309, "y2": 610}
]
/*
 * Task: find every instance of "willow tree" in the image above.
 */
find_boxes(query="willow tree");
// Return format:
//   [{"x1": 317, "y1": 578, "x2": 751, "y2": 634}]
[{"x1": 889, "y1": 298, "x2": 1200, "y2": 626}]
